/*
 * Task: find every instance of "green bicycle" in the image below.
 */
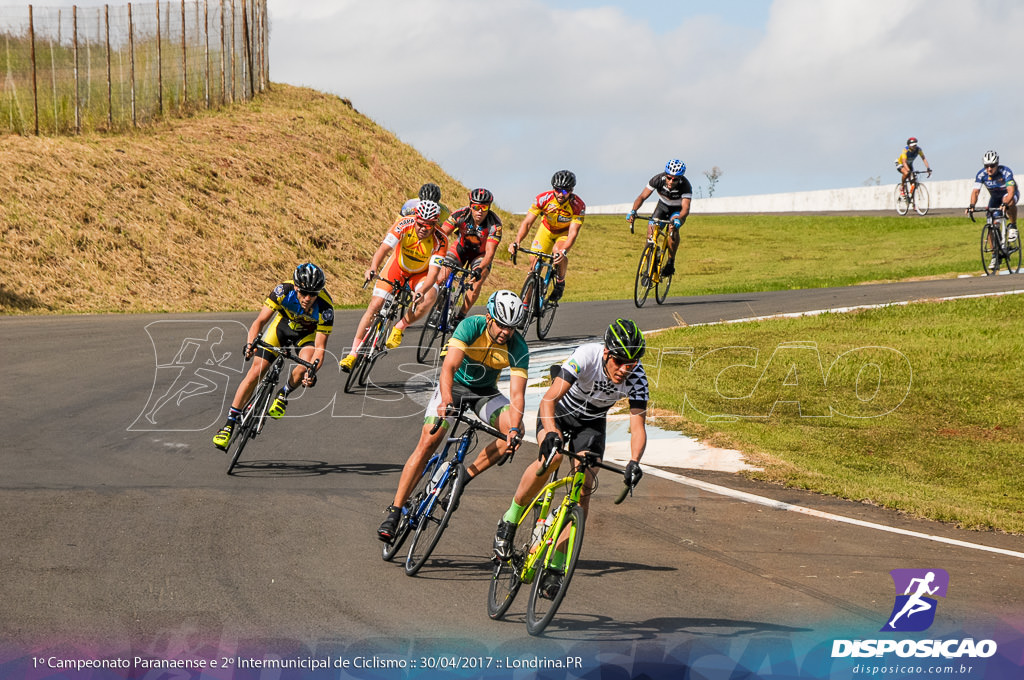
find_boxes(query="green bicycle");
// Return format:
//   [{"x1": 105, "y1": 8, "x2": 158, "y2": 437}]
[
  {"x1": 486, "y1": 439, "x2": 635, "y2": 636},
  {"x1": 632, "y1": 217, "x2": 673, "y2": 308}
]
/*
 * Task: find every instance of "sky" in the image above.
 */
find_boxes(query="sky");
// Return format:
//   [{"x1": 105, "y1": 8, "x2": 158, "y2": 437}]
[{"x1": 42, "y1": 0, "x2": 1024, "y2": 211}]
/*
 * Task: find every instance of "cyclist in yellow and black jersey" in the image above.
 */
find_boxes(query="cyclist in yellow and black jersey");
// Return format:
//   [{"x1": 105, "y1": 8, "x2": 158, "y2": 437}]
[{"x1": 212, "y1": 263, "x2": 333, "y2": 450}]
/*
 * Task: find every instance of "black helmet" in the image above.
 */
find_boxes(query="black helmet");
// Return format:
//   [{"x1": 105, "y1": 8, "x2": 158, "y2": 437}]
[
  {"x1": 551, "y1": 169, "x2": 576, "y2": 192},
  {"x1": 906, "y1": 137, "x2": 918, "y2": 147},
  {"x1": 469, "y1": 187, "x2": 493, "y2": 205},
  {"x1": 418, "y1": 182, "x2": 441, "y2": 202},
  {"x1": 293, "y1": 262, "x2": 326, "y2": 293},
  {"x1": 604, "y1": 318, "x2": 645, "y2": 361}
]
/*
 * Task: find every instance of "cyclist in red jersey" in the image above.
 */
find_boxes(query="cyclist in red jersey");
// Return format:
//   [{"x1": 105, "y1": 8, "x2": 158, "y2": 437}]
[
  {"x1": 441, "y1": 188, "x2": 503, "y2": 320},
  {"x1": 508, "y1": 170, "x2": 585, "y2": 302},
  {"x1": 338, "y1": 201, "x2": 448, "y2": 372}
]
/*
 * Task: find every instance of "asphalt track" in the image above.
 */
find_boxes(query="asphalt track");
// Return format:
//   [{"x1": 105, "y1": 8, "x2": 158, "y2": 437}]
[{"x1": 2, "y1": 275, "x2": 1023, "y2": 672}]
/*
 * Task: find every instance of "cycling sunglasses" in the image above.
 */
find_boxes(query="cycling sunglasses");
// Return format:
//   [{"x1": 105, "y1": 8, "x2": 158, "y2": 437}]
[{"x1": 470, "y1": 203, "x2": 490, "y2": 211}]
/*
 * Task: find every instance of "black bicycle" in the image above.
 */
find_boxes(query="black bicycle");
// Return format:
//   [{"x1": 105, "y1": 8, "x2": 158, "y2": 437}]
[
  {"x1": 344, "y1": 275, "x2": 416, "y2": 394},
  {"x1": 223, "y1": 338, "x2": 318, "y2": 475},
  {"x1": 511, "y1": 244, "x2": 559, "y2": 340},
  {"x1": 381, "y1": 403, "x2": 516, "y2": 575},
  {"x1": 416, "y1": 258, "x2": 477, "y2": 364},
  {"x1": 969, "y1": 206, "x2": 1021, "y2": 275}
]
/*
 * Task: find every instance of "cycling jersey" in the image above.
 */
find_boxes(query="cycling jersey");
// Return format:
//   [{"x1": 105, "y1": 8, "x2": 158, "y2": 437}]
[
  {"x1": 974, "y1": 165, "x2": 1018, "y2": 203},
  {"x1": 443, "y1": 315, "x2": 530, "y2": 389},
  {"x1": 264, "y1": 281, "x2": 335, "y2": 336},
  {"x1": 646, "y1": 173, "x2": 693, "y2": 211},
  {"x1": 527, "y1": 190, "x2": 586, "y2": 235},
  {"x1": 400, "y1": 198, "x2": 452, "y2": 225},
  {"x1": 382, "y1": 215, "x2": 449, "y2": 275},
  {"x1": 896, "y1": 146, "x2": 926, "y2": 167},
  {"x1": 444, "y1": 206, "x2": 503, "y2": 259},
  {"x1": 555, "y1": 343, "x2": 649, "y2": 421}
]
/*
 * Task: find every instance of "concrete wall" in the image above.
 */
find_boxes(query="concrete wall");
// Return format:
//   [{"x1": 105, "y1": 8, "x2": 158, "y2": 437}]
[{"x1": 586, "y1": 178, "x2": 984, "y2": 215}]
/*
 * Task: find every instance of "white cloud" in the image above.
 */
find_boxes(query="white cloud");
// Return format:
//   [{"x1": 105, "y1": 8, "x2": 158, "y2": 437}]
[{"x1": 266, "y1": 0, "x2": 1024, "y2": 208}]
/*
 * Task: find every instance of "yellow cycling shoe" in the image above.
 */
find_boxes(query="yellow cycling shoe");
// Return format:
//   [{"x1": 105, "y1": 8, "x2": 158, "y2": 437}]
[
  {"x1": 386, "y1": 327, "x2": 404, "y2": 350},
  {"x1": 268, "y1": 391, "x2": 288, "y2": 419},
  {"x1": 212, "y1": 423, "x2": 233, "y2": 450},
  {"x1": 339, "y1": 354, "x2": 357, "y2": 372}
]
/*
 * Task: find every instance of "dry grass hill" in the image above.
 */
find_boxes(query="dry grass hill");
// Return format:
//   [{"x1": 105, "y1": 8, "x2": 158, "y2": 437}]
[{"x1": 0, "y1": 83, "x2": 522, "y2": 315}]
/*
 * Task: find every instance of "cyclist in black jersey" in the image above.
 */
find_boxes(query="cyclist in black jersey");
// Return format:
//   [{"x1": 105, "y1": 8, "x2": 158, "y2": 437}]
[
  {"x1": 626, "y1": 159, "x2": 692, "y2": 277},
  {"x1": 212, "y1": 263, "x2": 333, "y2": 450}
]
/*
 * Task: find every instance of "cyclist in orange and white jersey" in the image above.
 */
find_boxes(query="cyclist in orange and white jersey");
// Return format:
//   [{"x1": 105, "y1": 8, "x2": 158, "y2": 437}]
[
  {"x1": 508, "y1": 170, "x2": 585, "y2": 302},
  {"x1": 338, "y1": 200, "x2": 449, "y2": 372}
]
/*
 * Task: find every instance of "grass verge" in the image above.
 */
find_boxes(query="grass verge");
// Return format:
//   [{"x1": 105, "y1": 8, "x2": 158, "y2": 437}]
[{"x1": 645, "y1": 294, "x2": 1024, "y2": 534}]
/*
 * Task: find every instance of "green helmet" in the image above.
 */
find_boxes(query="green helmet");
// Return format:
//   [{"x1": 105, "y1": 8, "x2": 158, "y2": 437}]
[{"x1": 604, "y1": 319, "x2": 645, "y2": 361}]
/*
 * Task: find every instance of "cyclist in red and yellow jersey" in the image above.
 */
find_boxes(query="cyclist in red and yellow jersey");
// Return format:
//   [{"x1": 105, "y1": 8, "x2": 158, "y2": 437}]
[
  {"x1": 508, "y1": 170, "x2": 585, "y2": 302},
  {"x1": 339, "y1": 201, "x2": 448, "y2": 372},
  {"x1": 442, "y1": 187, "x2": 503, "y2": 320}
]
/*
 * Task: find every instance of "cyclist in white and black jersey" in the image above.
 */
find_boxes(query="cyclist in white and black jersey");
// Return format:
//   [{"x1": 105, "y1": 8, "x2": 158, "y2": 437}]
[
  {"x1": 626, "y1": 159, "x2": 692, "y2": 277},
  {"x1": 492, "y1": 319, "x2": 648, "y2": 562}
]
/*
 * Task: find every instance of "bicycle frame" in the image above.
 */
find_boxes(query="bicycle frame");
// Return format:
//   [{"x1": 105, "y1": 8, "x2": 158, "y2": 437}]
[{"x1": 511, "y1": 244, "x2": 559, "y2": 339}]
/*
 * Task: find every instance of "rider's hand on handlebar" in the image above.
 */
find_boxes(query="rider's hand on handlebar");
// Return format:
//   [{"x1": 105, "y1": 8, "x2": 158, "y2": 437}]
[
  {"x1": 538, "y1": 431, "x2": 562, "y2": 462},
  {"x1": 471, "y1": 267, "x2": 483, "y2": 281},
  {"x1": 508, "y1": 242, "x2": 519, "y2": 256},
  {"x1": 243, "y1": 341, "x2": 256, "y2": 360},
  {"x1": 302, "y1": 368, "x2": 318, "y2": 388},
  {"x1": 966, "y1": 204, "x2": 976, "y2": 215},
  {"x1": 363, "y1": 269, "x2": 376, "y2": 284},
  {"x1": 624, "y1": 460, "x2": 643, "y2": 488}
]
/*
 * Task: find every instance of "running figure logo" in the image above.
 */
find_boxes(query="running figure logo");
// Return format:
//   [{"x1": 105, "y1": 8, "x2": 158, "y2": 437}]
[{"x1": 881, "y1": 568, "x2": 949, "y2": 632}]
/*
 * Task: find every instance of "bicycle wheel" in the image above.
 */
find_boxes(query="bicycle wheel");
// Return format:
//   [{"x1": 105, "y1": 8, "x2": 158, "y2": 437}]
[
  {"x1": 226, "y1": 382, "x2": 271, "y2": 474},
  {"x1": 487, "y1": 552, "x2": 523, "y2": 620},
  {"x1": 404, "y1": 463, "x2": 464, "y2": 576},
  {"x1": 525, "y1": 504, "x2": 585, "y2": 636},
  {"x1": 416, "y1": 293, "x2": 446, "y2": 364},
  {"x1": 358, "y1": 317, "x2": 389, "y2": 388},
  {"x1": 536, "y1": 273, "x2": 558, "y2": 340},
  {"x1": 894, "y1": 184, "x2": 909, "y2": 216},
  {"x1": 981, "y1": 225, "x2": 999, "y2": 275},
  {"x1": 1004, "y1": 226, "x2": 1021, "y2": 274},
  {"x1": 633, "y1": 242, "x2": 655, "y2": 308},
  {"x1": 519, "y1": 275, "x2": 537, "y2": 336},
  {"x1": 655, "y1": 247, "x2": 673, "y2": 304},
  {"x1": 913, "y1": 183, "x2": 930, "y2": 216}
]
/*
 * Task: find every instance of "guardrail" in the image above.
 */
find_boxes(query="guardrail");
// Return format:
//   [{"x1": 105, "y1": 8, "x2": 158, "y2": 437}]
[{"x1": 585, "y1": 179, "x2": 984, "y2": 215}]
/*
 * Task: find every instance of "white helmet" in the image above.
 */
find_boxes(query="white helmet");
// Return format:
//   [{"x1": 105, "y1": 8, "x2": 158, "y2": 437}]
[
  {"x1": 983, "y1": 150, "x2": 999, "y2": 166},
  {"x1": 486, "y1": 290, "x2": 527, "y2": 327},
  {"x1": 415, "y1": 199, "x2": 441, "y2": 222}
]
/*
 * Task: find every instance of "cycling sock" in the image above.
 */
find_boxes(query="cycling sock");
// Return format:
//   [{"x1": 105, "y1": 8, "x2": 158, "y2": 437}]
[
  {"x1": 503, "y1": 501, "x2": 526, "y2": 524},
  {"x1": 280, "y1": 385, "x2": 292, "y2": 397},
  {"x1": 227, "y1": 408, "x2": 242, "y2": 422}
]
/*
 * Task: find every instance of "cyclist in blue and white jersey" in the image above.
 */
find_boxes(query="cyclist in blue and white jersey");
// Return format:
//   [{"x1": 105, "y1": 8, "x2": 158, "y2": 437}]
[
  {"x1": 492, "y1": 319, "x2": 648, "y2": 568},
  {"x1": 626, "y1": 159, "x2": 692, "y2": 277},
  {"x1": 968, "y1": 150, "x2": 1018, "y2": 270}
]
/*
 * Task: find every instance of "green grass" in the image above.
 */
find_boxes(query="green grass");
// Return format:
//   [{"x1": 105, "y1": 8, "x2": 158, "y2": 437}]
[
  {"x1": 562, "y1": 213, "x2": 978, "y2": 301},
  {"x1": 644, "y1": 294, "x2": 1024, "y2": 534}
]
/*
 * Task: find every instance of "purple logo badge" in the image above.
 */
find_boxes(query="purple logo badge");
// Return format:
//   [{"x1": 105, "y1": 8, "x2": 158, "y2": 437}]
[{"x1": 881, "y1": 568, "x2": 949, "y2": 632}]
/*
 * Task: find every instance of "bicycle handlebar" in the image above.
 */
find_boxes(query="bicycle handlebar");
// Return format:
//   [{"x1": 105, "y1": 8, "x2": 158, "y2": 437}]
[
  {"x1": 536, "y1": 442, "x2": 636, "y2": 503},
  {"x1": 967, "y1": 206, "x2": 1004, "y2": 223},
  {"x1": 440, "y1": 257, "x2": 479, "y2": 278},
  {"x1": 250, "y1": 338, "x2": 319, "y2": 371},
  {"x1": 428, "y1": 404, "x2": 517, "y2": 450},
  {"x1": 510, "y1": 243, "x2": 556, "y2": 267}
]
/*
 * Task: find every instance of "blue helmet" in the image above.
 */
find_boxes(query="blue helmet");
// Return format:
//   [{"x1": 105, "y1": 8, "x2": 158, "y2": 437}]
[
  {"x1": 665, "y1": 159, "x2": 686, "y2": 176},
  {"x1": 293, "y1": 262, "x2": 325, "y2": 293}
]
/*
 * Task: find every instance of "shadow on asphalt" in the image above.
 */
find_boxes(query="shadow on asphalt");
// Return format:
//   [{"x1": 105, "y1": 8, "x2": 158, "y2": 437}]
[
  {"x1": 227, "y1": 460, "x2": 403, "y2": 477},
  {"x1": 499, "y1": 612, "x2": 812, "y2": 641}
]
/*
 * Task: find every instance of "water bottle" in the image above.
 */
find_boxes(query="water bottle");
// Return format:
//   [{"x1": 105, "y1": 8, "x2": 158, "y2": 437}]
[{"x1": 426, "y1": 461, "x2": 449, "y2": 495}]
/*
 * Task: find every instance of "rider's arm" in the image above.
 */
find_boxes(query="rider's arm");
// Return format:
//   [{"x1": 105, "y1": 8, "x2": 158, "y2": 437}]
[
  {"x1": 246, "y1": 305, "x2": 277, "y2": 349},
  {"x1": 628, "y1": 405, "x2": 647, "y2": 463},
  {"x1": 303, "y1": 331, "x2": 329, "y2": 382},
  {"x1": 507, "y1": 373, "x2": 528, "y2": 442},
  {"x1": 631, "y1": 187, "x2": 654, "y2": 215},
  {"x1": 511, "y1": 212, "x2": 538, "y2": 250},
  {"x1": 678, "y1": 197, "x2": 692, "y2": 221},
  {"x1": 969, "y1": 187, "x2": 981, "y2": 209},
  {"x1": 478, "y1": 237, "x2": 499, "y2": 271},
  {"x1": 538, "y1": 375, "x2": 573, "y2": 439},
  {"x1": 437, "y1": 344, "x2": 464, "y2": 415},
  {"x1": 367, "y1": 241, "x2": 393, "y2": 281},
  {"x1": 558, "y1": 221, "x2": 583, "y2": 256}
]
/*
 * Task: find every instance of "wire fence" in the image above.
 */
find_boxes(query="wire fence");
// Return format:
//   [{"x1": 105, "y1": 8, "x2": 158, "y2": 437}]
[{"x1": 0, "y1": 0, "x2": 267, "y2": 135}]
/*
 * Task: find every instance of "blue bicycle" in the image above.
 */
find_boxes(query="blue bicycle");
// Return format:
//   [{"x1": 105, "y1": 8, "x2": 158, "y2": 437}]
[
  {"x1": 381, "y1": 403, "x2": 515, "y2": 576},
  {"x1": 416, "y1": 257, "x2": 478, "y2": 364}
]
